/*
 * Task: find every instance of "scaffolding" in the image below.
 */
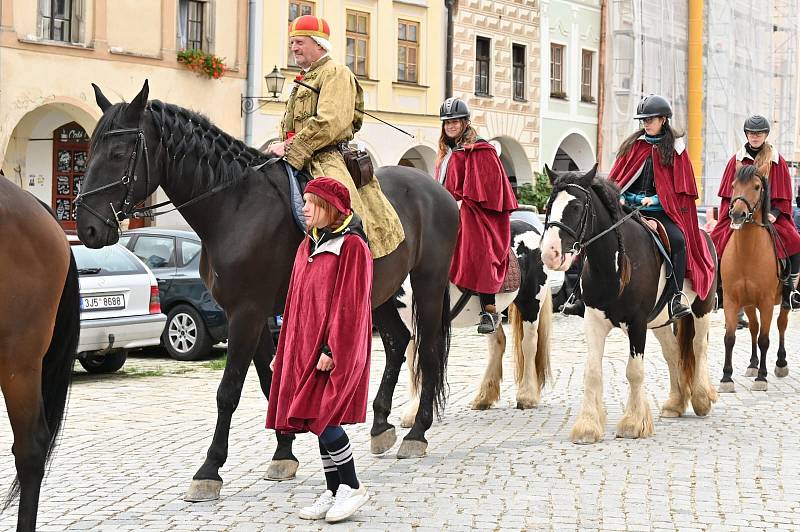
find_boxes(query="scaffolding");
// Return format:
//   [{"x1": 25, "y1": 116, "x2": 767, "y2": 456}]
[{"x1": 602, "y1": 0, "x2": 799, "y2": 204}]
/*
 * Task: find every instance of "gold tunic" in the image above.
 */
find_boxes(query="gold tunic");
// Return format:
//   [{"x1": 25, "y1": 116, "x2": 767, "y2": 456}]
[{"x1": 281, "y1": 55, "x2": 404, "y2": 258}]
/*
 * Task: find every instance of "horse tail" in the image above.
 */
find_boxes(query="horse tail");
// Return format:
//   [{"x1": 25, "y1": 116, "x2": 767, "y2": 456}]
[
  {"x1": 675, "y1": 314, "x2": 696, "y2": 392},
  {"x1": 5, "y1": 251, "x2": 80, "y2": 508},
  {"x1": 511, "y1": 287, "x2": 552, "y2": 392},
  {"x1": 411, "y1": 286, "x2": 451, "y2": 418}
]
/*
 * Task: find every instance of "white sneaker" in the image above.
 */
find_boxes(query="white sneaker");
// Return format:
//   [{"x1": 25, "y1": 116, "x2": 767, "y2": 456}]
[
  {"x1": 297, "y1": 490, "x2": 335, "y2": 520},
  {"x1": 325, "y1": 484, "x2": 369, "y2": 523}
]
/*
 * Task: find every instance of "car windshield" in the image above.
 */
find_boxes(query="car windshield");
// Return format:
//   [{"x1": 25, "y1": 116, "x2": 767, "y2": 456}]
[{"x1": 72, "y1": 244, "x2": 145, "y2": 275}]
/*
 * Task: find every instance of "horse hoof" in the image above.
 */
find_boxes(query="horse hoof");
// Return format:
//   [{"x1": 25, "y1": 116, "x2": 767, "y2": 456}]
[
  {"x1": 184, "y1": 479, "x2": 222, "y2": 502},
  {"x1": 744, "y1": 367, "x2": 758, "y2": 377},
  {"x1": 396, "y1": 439, "x2": 427, "y2": 459},
  {"x1": 775, "y1": 366, "x2": 789, "y2": 378},
  {"x1": 264, "y1": 459, "x2": 299, "y2": 481},
  {"x1": 570, "y1": 423, "x2": 603, "y2": 444},
  {"x1": 718, "y1": 381, "x2": 735, "y2": 393},
  {"x1": 470, "y1": 400, "x2": 492, "y2": 410},
  {"x1": 516, "y1": 399, "x2": 539, "y2": 410},
  {"x1": 370, "y1": 427, "x2": 397, "y2": 455},
  {"x1": 751, "y1": 380, "x2": 768, "y2": 392},
  {"x1": 661, "y1": 408, "x2": 682, "y2": 418}
]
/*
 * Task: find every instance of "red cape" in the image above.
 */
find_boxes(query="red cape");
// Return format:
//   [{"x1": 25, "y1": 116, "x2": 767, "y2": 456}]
[
  {"x1": 609, "y1": 139, "x2": 715, "y2": 299},
  {"x1": 710, "y1": 149, "x2": 800, "y2": 258},
  {"x1": 266, "y1": 233, "x2": 372, "y2": 435},
  {"x1": 437, "y1": 141, "x2": 519, "y2": 293}
]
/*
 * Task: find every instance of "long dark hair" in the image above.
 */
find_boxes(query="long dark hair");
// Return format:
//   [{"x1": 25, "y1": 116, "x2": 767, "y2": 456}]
[{"x1": 617, "y1": 119, "x2": 683, "y2": 167}]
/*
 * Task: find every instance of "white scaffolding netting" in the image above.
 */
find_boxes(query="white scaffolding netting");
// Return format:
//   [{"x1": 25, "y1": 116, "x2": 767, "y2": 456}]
[{"x1": 603, "y1": 0, "x2": 799, "y2": 205}]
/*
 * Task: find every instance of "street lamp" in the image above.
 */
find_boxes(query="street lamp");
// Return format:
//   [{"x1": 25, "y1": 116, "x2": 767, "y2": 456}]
[{"x1": 241, "y1": 66, "x2": 286, "y2": 115}]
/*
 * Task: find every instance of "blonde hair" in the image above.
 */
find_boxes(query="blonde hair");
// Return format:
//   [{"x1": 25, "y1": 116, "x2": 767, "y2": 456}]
[
  {"x1": 436, "y1": 120, "x2": 479, "y2": 164},
  {"x1": 305, "y1": 192, "x2": 347, "y2": 230}
]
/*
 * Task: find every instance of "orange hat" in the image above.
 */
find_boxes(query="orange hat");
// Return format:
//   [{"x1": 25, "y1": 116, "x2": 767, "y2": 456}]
[{"x1": 289, "y1": 15, "x2": 330, "y2": 40}]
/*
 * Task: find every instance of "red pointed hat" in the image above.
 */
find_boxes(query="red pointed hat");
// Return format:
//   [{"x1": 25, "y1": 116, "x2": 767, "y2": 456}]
[
  {"x1": 289, "y1": 15, "x2": 330, "y2": 39},
  {"x1": 304, "y1": 177, "x2": 352, "y2": 215}
]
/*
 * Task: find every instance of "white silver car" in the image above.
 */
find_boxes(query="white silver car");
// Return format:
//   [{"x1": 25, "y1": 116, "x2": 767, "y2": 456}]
[{"x1": 69, "y1": 235, "x2": 167, "y2": 373}]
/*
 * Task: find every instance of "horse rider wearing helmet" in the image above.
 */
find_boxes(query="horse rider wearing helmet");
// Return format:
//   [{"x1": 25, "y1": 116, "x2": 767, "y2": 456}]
[
  {"x1": 265, "y1": 15, "x2": 404, "y2": 259},
  {"x1": 434, "y1": 97, "x2": 518, "y2": 334},
  {"x1": 710, "y1": 115, "x2": 800, "y2": 309},
  {"x1": 563, "y1": 95, "x2": 715, "y2": 322}
]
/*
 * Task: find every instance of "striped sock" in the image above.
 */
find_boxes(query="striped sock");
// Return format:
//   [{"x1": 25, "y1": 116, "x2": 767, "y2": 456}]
[
  {"x1": 320, "y1": 429, "x2": 359, "y2": 490},
  {"x1": 318, "y1": 439, "x2": 340, "y2": 494}
]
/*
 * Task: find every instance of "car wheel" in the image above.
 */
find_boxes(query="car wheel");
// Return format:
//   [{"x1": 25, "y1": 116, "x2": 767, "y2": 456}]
[
  {"x1": 163, "y1": 304, "x2": 212, "y2": 361},
  {"x1": 79, "y1": 349, "x2": 128, "y2": 374}
]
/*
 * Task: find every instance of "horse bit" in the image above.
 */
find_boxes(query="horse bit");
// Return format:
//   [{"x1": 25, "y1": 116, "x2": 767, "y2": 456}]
[{"x1": 728, "y1": 174, "x2": 767, "y2": 226}]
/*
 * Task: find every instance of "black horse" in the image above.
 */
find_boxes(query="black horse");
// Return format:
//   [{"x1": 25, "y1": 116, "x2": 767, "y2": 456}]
[
  {"x1": 540, "y1": 165, "x2": 718, "y2": 444},
  {"x1": 76, "y1": 81, "x2": 458, "y2": 501}
]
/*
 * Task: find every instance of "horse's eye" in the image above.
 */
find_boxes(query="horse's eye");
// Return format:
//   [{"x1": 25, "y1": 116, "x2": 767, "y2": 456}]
[
  {"x1": 755, "y1": 185, "x2": 761, "y2": 190},
  {"x1": 111, "y1": 151, "x2": 126, "y2": 160}
]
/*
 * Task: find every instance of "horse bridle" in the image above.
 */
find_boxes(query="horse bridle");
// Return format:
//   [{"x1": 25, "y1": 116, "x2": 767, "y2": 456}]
[
  {"x1": 74, "y1": 121, "x2": 151, "y2": 230},
  {"x1": 728, "y1": 174, "x2": 767, "y2": 226},
  {"x1": 544, "y1": 184, "x2": 595, "y2": 254},
  {"x1": 545, "y1": 183, "x2": 643, "y2": 255}
]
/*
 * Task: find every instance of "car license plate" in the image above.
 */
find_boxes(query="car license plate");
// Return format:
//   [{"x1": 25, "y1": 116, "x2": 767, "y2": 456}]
[{"x1": 81, "y1": 294, "x2": 125, "y2": 311}]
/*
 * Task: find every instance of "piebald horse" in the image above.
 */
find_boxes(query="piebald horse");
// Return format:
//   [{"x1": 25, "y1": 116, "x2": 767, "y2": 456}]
[
  {"x1": 540, "y1": 165, "x2": 718, "y2": 444},
  {"x1": 1, "y1": 176, "x2": 80, "y2": 532},
  {"x1": 398, "y1": 219, "x2": 553, "y2": 426},
  {"x1": 719, "y1": 164, "x2": 789, "y2": 393}
]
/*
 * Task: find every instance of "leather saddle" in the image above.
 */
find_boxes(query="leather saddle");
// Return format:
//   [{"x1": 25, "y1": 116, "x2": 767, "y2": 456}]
[{"x1": 641, "y1": 216, "x2": 671, "y2": 255}]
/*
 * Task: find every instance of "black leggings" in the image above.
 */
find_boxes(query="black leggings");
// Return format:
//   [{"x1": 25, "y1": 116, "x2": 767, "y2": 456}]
[
  {"x1": 479, "y1": 293, "x2": 496, "y2": 311},
  {"x1": 645, "y1": 210, "x2": 686, "y2": 291},
  {"x1": 790, "y1": 253, "x2": 800, "y2": 275}
]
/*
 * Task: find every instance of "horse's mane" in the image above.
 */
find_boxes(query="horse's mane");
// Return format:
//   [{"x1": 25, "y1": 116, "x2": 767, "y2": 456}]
[{"x1": 149, "y1": 100, "x2": 268, "y2": 194}]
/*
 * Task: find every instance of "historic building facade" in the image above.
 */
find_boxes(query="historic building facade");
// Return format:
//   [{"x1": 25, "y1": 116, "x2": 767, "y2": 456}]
[
  {"x1": 450, "y1": 0, "x2": 541, "y2": 186},
  {"x1": 0, "y1": 0, "x2": 247, "y2": 229}
]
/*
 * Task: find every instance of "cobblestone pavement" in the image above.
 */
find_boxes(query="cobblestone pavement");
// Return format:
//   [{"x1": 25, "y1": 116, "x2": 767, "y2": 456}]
[{"x1": 2, "y1": 311, "x2": 800, "y2": 531}]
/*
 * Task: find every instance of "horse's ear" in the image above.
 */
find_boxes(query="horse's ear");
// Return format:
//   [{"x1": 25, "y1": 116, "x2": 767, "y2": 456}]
[
  {"x1": 582, "y1": 162, "x2": 599, "y2": 184},
  {"x1": 544, "y1": 164, "x2": 559, "y2": 185},
  {"x1": 92, "y1": 83, "x2": 113, "y2": 113},
  {"x1": 124, "y1": 79, "x2": 149, "y2": 123}
]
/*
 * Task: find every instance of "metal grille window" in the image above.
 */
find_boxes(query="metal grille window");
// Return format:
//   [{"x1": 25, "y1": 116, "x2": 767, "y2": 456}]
[
  {"x1": 287, "y1": 0, "x2": 316, "y2": 66},
  {"x1": 475, "y1": 37, "x2": 491, "y2": 96},
  {"x1": 581, "y1": 50, "x2": 594, "y2": 102},
  {"x1": 512, "y1": 44, "x2": 526, "y2": 101},
  {"x1": 550, "y1": 44, "x2": 565, "y2": 97},
  {"x1": 346, "y1": 10, "x2": 369, "y2": 77},
  {"x1": 41, "y1": 0, "x2": 73, "y2": 42},
  {"x1": 397, "y1": 20, "x2": 419, "y2": 83}
]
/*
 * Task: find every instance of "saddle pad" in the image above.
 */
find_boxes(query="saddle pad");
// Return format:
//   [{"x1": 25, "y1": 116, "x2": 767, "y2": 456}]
[
  {"x1": 500, "y1": 250, "x2": 521, "y2": 293},
  {"x1": 641, "y1": 216, "x2": 671, "y2": 255}
]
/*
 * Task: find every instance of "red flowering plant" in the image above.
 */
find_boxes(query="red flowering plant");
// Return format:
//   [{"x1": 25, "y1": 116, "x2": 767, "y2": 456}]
[{"x1": 177, "y1": 49, "x2": 227, "y2": 80}]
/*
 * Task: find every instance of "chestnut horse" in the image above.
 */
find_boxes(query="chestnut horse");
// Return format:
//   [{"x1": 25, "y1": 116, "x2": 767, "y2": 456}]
[
  {"x1": 0, "y1": 176, "x2": 80, "y2": 532},
  {"x1": 719, "y1": 164, "x2": 789, "y2": 393}
]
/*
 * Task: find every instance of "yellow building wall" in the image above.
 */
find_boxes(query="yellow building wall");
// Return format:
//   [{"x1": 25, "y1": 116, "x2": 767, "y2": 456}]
[{"x1": 107, "y1": 0, "x2": 162, "y2": 56}]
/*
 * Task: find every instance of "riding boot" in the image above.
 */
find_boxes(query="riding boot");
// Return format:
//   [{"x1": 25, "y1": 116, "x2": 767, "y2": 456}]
[
  {"x1": 561, "y1": 293, "x2": 585, "y2": 317},
  {"x1": 781, "y1": 273, "x2": 800, "y2": 310},
  {"x1": 477, "y1": 293, "x2": 499, "y2": 334},
  {"x1": 669, "y1": 293, "x2": 692, "y2": 321}
]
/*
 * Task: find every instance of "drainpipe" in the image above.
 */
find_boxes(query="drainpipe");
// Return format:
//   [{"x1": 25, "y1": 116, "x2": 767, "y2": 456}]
[
  {"x1": 596, "y1": 0, "x2": 607, "y2": 169},
  {"x1": 244, "y1": 0, "x2": 258, "y2": 146},
  {"x1": 444, "y1": 0, "x2": 456, "y2": 98},
  {"x1": 687, "y1": 0, "x2": 704, "y2": 198}
]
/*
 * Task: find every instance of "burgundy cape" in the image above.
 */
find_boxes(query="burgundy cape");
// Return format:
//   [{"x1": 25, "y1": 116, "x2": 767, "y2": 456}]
[
  {"x1": 436, "y1": 141, "x2": 519, "y2": 293},
  {"x1": 609, "y1": 139, "x2": 715, "y2": 299},
  {"x1": 266, "y1": 232, "x2": 372, "y2": 436},
  {"x1": 710, "y1": 148, "x2": 800, "y2": 259}
]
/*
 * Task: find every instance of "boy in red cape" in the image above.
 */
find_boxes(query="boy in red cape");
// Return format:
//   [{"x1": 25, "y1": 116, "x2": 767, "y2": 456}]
[
  {"x1": 434, "y1": 97, "x2": 518, "y2": 334},
  {"x1": 710, "y1": 115, "x2": 800, "y2": 308},
  {"x1": 266, "y1": 177, "x2": 372, "y2": 523}
]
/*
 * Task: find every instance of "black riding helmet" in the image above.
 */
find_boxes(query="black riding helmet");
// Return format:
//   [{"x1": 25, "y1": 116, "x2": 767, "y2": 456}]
[
  {"x1": 633, "y1": 94, "x2": 673, "y2": 120},
  {"x1": 440, "y1": 97, "x2": 470, "y2": 121},
  {"x1": 744, "y1": 115, "x2": 770, "y2": 134}
]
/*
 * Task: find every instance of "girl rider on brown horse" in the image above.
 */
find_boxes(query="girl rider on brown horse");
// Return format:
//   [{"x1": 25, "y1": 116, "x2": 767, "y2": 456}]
[
  {"x1": 710, "y1": 115, "x2": 800, "y2": 309},
  {"x1": 434, "y1": 97, "x2": 518, "y2": 334}
]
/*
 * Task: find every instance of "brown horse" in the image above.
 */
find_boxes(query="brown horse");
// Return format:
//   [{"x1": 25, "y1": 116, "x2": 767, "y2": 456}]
[
  {"x1": 719, "y1": 164, "x2": 789, "y2": 393},
  {"x1": 0, "y1": 176, "x2": 80, "y2": 532}
]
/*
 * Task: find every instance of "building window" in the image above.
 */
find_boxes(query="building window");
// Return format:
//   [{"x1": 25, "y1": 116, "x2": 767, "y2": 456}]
[
  {"x1": 581, "y1": 50, "x2": 595, "y2": 103},
  {"x1": 40, "y1": 0, "x2": 74, "y2": 42},
  {"x1": 178, "y1": 0, "x2": 207, "y2": 51},
  {"x1": 475, "y1": 37, "x2": 491, "y2": 96},
  {"x1": 512, "y1": 44, "x2": 526, "y2": 101},
  {"x1": 550, "y1": 44, "x2": 565, "y2": 98},
  {"x1": 287, "y1": 0, "x2": 316, "y2": 66},
  {"x1": 397, "y1": 20, "x2": 419, "y2": 83},
  {"x1": 346, "y1": 11, "x2": 369, "y2": 77}
]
